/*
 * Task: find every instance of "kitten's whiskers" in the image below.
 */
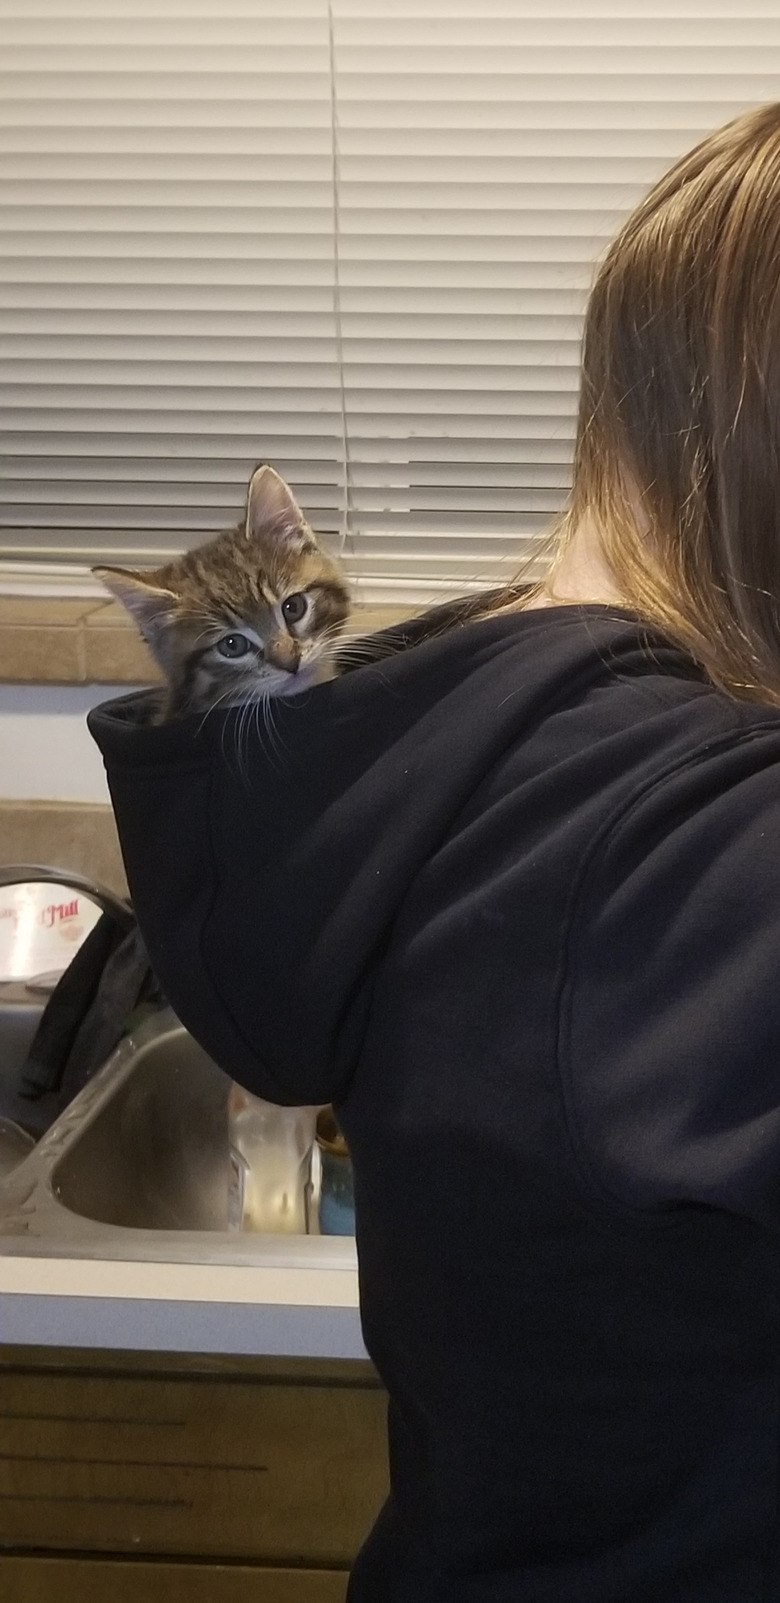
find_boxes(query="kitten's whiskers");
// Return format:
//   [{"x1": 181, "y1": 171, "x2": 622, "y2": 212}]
[
  {"x1": 194, "y1": 680, "x2": 236, "y2": 741},
  {"x1": 260, "y1": 689, "x2": 288, "y2": 770}
]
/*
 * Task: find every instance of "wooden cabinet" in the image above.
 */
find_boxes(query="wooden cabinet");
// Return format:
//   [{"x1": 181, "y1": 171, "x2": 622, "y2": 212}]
[
  {"x1": 0, "y1": 1559, "x2": 350, "y2": 1602},
  {"x1": 0, "y1": 1348, "x2": 388, "y2": 1602}
]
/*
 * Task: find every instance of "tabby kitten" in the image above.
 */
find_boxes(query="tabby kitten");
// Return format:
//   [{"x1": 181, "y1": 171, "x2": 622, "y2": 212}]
[{"x1": 94, "y1": 465, "x2": 351, "y2": 725}]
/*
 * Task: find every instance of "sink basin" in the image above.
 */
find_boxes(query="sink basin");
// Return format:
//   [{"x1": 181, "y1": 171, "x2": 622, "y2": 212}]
[
  {"x1": 54, "y1": 1024, "x2": 232, "y2": 1232},
  {"x1": 0, "y1": 1003, "x2": 356, "y2": 1269}
]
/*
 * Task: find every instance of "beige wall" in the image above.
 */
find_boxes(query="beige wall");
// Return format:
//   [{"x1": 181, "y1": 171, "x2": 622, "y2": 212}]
[{"x1": 0, "y1": 683, "x2": 130, "y2": 805}]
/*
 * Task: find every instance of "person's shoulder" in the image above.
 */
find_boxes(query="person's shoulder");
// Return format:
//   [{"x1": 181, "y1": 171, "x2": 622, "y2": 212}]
[
  {"x1": 514, "y1": 608, "x2": 780, "y2": 822},
  {"x1": 604, "y1": 680, "x2": 780, "y2": 847},
  {"x1": 569, "y1": 609, "x2": 780, "y2": 788}
]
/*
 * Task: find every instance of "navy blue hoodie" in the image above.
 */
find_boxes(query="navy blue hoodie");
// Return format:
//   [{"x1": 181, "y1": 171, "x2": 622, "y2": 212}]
[{"x1": 90, "y1": 606, "x2": 780, "y2": 1601}]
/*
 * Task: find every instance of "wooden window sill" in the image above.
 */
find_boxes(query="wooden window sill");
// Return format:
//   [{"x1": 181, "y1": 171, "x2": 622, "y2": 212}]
[{"x1": 0, "y1": 600, "x2": 411, "y2": 687}]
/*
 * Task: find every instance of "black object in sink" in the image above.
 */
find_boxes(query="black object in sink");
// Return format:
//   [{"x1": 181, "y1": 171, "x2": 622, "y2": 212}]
[{"x1": 0, "y1": 983, "x2": 52, "y2": 1139}]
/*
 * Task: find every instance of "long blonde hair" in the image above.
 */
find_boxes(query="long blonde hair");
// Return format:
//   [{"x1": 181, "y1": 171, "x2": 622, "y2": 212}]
[{"x1": 505, "y1": 103, "x2": 780, "y2": 705}]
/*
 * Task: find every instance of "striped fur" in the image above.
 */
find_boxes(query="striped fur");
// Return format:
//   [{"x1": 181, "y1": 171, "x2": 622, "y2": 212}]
[{"x1": 94, "y1": 465, "x2": 351, "y2": 724}]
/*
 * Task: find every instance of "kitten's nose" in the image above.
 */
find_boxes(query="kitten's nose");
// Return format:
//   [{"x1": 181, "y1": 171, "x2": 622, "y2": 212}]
[{"x1": 266, "y1": 637, "x2": 300, "y2": 674}]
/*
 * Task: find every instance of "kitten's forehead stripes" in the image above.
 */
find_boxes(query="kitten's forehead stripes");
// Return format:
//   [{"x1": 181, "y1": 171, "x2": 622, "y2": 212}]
[{"x1": 310, "y1": 580, "x2": 352, "y2": 603}]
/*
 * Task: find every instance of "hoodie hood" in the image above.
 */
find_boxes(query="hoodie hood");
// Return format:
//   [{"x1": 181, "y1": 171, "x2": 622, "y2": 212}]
[{"x1": 88, "y1": 604, "x2": 694, "y2": 1105}]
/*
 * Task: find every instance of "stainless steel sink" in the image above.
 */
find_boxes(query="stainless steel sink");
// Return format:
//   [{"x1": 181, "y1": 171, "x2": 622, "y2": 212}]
[
  {"x1": 0, "y1": 993, "x2": 355, "y2": 1269},
  {"x1": 54, "y1": 1019, "x2": 233, "y2": 1232}
]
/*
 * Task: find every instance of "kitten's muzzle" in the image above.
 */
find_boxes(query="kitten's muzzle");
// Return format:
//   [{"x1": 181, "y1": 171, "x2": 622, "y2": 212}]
[{"x1": 265, "y1": 637, "x2": 300, "y2": 675}]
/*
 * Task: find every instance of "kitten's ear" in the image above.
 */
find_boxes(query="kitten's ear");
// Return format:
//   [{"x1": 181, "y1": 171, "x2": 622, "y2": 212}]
[
  {"x1": 92, "y1": 566, "x2": 180, "y2": 637},
  {"x1": 244, "y1": 465, "x2": 308, "y2": 546}
]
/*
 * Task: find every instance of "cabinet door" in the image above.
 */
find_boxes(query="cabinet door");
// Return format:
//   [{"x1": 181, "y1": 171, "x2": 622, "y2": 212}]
[
  {"x1": 0, "y1": 1365, "x2": 388, "y2": 1562},
  {"x1": 0, "y1": 1557, "x2": 350, "y2": 1603}
]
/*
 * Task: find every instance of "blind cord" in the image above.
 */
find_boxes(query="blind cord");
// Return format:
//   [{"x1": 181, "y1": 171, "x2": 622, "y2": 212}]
[{"x1": 328, "y1": 0, "x2": 351, "y2": 555}]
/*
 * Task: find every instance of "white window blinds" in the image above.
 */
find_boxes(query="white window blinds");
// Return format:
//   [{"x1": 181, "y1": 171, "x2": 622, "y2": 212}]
[{"x1": 3, "y1": 0, "x2": 780, "y2": 603}]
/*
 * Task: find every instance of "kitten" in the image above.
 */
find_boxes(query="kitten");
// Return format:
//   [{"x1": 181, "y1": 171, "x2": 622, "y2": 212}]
[{"x1": 94, "y1": 464, "x2": 351, "y2": 725}]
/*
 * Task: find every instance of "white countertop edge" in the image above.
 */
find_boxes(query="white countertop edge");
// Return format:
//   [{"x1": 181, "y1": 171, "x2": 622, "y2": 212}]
[
  {"x1": 0, "y1": 1256, "x2": 360, "y2": 1306},
  {"x1": 0, "y1": 1258, "x2": 367, "y2": 1358}
]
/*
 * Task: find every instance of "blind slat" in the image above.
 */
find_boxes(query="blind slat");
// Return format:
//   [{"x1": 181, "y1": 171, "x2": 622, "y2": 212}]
[{"x1": 0, "y1": 312, "x2": 581, "y2": 338}]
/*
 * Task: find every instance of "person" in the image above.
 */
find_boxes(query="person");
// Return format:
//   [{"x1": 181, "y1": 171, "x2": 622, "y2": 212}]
[{"x1": 90, "y1": 102, "x2": 780, "y2": 1601}]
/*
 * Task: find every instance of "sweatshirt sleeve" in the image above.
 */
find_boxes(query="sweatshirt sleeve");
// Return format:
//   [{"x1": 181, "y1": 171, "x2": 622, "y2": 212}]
[{"x1": 561, "y1": 729, "x2": 780, "y2": 1234}]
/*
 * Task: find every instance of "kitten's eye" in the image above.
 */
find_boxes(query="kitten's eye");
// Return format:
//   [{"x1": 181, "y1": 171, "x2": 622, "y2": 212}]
[
  {"x1": 216, "y1": 633, "x2": 252, "y2": 659},
  {"x1": 282, "y1": 593, "x2": 308, "y2": 625}
]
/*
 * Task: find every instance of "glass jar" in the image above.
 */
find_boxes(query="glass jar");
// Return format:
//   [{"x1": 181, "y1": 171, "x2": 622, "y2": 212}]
[{"x1": 227, "y1": 1083, "x2": 318, "y2": 1234}]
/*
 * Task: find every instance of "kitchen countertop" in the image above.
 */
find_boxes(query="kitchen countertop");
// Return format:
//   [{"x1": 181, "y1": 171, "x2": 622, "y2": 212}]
[{"x1": 0, "y1": 1252, "x2": 365, "y2": 1359}]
